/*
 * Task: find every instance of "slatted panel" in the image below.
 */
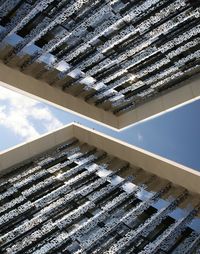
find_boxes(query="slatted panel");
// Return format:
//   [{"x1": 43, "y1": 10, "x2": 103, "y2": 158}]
[
  {"x1": 0, "y1": 0, "x2": 199, "y2": 115},
  {"x1": 0, "y1": 138, "x2": 199, "y2": 254}
]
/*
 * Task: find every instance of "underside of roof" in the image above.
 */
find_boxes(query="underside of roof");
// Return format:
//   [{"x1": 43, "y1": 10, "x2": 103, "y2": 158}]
[
  {"x1": 0, "y1": 0, "x2": 200, "y2": 128},
  {"x1": 0, "y1": 124, "x2": 200, "y2": 253}
]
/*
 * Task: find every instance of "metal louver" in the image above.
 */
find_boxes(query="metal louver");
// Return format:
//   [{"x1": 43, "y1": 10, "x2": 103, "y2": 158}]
[{"x1": 0, "y1": 0, "x2": 199, "y2": 119}]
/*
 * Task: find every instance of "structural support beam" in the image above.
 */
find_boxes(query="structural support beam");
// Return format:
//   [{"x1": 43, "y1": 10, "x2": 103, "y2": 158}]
[
  {"x1": 0, "y1": 61, "x2": 200, "y2": 130},
  {"x1": 119, "y1": 73, "x2": 200, "y2": 129},
  {"x1": 1, "y1": 124, "x2": 199, "y2": 194},
  {"x1": 0, "y1": 62, "x2": 119, "y2": 130}
]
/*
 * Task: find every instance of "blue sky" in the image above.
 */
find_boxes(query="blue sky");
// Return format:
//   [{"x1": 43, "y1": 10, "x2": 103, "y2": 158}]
[{"x1": 0, "y1": 83, "x2": 200, "y2": 171}]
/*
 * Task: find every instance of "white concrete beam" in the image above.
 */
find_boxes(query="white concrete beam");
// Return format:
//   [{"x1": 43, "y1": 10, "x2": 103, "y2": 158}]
[
  {"x1": 0, "y1": 124, "x2": 199, "y2": 194},
  {"x1": 0, "y1": 62, "x2": 200, "y2": 129}
]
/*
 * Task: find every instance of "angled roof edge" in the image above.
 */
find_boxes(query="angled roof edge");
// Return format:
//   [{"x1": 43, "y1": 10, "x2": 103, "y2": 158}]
[
  {"x1": 0, "y1": 62, "x2": 119, "y2": 131},
  {"x1": 0, "y1": 62, "x2": 200, "y2": 130},
  {"x1": 0, "y1": 123, "x2": 199, "y2": 194},
  {"x1": 119, "y1": 72, "x2": 200, "y2": 130}
]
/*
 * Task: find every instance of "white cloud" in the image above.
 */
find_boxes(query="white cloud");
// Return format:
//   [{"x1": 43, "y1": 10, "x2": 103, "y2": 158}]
[
  {"x1": 0, "y1": 106, "x2": 40, "y2": 140},
  {"x1": 0, "y1": 85, "x2": 63, "y2": 141},
  {"x1": 31, "y1": 107, "x2": 63, "y2": 132}
]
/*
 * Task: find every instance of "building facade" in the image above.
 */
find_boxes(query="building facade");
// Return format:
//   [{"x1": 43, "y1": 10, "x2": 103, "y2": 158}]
[
  {"x1": 0, "y1": 124, "x2": 200, "y2": 253},
  {"x1": 0, "y1": 0, "x2": 200, "y2": 128},
  {"x1": 0, "y1": 1, "x2": 200, "y2": 252}
]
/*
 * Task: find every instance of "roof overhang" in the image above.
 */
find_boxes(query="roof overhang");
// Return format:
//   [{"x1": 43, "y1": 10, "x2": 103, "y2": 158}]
[
  {"x1": 0, "y1": 61, "x2": 200, "y2": 130},
  {"x1": 0, "y1": 123, "x2": 199, "y2": 194}
]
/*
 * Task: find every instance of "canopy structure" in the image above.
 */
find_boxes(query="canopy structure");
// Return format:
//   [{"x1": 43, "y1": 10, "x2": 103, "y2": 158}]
[
  {"x1": 0, "y1": 124, "x2": 200, "y2": 253},
  {"x1": 0, "y1": 0, "x2": 200, "y2": 129}
]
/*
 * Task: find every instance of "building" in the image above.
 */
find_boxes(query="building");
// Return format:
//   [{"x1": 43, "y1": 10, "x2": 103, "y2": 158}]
[
  {"x1": 0, "y1": 124, "x2": 200, "y2": 253},
  {"x1": 0, "y1": 0, "x2": 200, "y2": 129},
  {"x1": 0, "y1": 1, "x2": 200, "y2": 253}
]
